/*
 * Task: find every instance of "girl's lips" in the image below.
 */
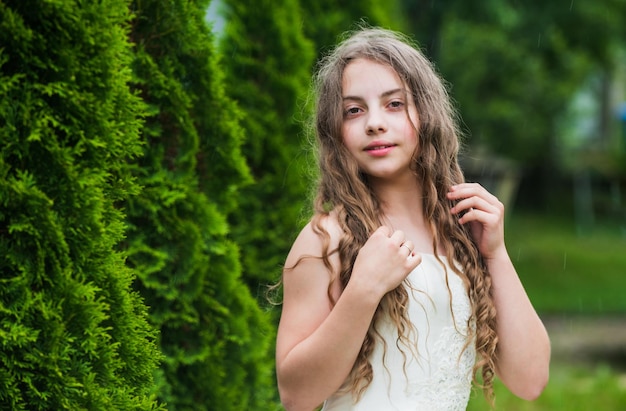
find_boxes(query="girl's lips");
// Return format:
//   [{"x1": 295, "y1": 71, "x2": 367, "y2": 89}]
[{"x1": 364, "y1": 143, "x2": 396, "y2": 157}]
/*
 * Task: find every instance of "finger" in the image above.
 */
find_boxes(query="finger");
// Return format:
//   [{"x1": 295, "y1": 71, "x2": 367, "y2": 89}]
[
  {"x1": 407, "y1": 251, "x2": 422, "y2": 269},
  {"x1": 458, "y1": 206, "x2": 500, "y2": 226},
  {"x1": 389, "y1": 229, "x2": 406, "y2": 246},
  {"x1": 451, "y1": 196, "x2": 498, "y2": 216},
  {"x1": 449, "y1": 182, "x2": 485, "y2": 194},
  {"x1": 375, "y1": 225, "x2": 392, "y2": 237},
  {"x1": 448, "y1": 184, "x2": 496, "y2": 202},
  {"x1": 448, "y1": 183, "x2": 499, "y2": 205},
  {"x1": 400, "y1": 240, "x2": 414, "y2": 256}
]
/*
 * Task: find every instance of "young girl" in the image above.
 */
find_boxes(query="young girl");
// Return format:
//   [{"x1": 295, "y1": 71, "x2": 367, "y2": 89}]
[{"x1": 275, "y1": 27, "x2": 550, "y2": 411}]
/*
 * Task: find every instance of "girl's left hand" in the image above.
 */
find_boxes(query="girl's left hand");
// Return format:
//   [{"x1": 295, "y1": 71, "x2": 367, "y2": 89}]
[{"x1": 447, "y1": 183, "x2": 506, "y2": 260}]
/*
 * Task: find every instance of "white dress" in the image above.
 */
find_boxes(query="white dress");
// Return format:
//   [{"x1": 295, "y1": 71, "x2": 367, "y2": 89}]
[{"x1": 322, "y1": 254, "x2": 476, "y2": 411}]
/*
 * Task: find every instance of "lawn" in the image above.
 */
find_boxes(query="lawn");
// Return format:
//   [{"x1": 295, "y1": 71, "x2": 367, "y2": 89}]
[
  {"x1": 468, "y1": 364, "x2": 626, "y2": 410},
  {"x1": 504, "y1": 212, "x2": 626, "y2": 314}
]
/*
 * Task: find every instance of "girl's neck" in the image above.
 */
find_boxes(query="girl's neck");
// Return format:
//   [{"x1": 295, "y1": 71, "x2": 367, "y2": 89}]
[
  {"x1": 371, "y1": 174, "x2": 424, "y2": 219},
  {"x1": 372, "y1": 176, "x2": 437, "y2": 254}
]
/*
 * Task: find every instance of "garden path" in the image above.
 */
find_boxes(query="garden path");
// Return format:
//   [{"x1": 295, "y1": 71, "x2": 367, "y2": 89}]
[{"x1": 543, "y1": 315, "x2": 626, "y2": 370}]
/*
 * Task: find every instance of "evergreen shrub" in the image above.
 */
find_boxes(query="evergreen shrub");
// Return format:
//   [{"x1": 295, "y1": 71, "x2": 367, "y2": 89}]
[
  {"x1": 0, "y1": 0, "x2": 162, "y2": 410},
  {"x1": 125, "y1": 0, "x2": 276, "y2": 409}
]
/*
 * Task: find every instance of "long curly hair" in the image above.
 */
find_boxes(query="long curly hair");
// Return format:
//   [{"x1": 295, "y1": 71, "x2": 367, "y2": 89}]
[{"x1": 307, "y1": 26, "x2": 498, "y2": 401}]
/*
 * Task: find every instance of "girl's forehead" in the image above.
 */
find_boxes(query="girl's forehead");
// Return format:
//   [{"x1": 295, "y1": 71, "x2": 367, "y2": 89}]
[{"x1": 341, "y1": 59, "x2": 405, "y2": 95}]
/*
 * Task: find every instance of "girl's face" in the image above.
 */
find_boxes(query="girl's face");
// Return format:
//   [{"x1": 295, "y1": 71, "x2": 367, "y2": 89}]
[{"x1": 341, "y1": 58, "x2": 419, "y2": 184}]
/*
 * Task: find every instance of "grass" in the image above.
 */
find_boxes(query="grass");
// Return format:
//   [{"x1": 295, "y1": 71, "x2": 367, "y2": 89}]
[
  {"x1": 467, "y1": 363, "x2": 626, "y2": 410},
  {"x1": 504, "y1": 212, "x2": 626, "y2": 314}
]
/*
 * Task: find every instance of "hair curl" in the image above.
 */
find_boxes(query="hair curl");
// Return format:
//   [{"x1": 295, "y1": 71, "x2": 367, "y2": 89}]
[{"x1": 307, "y1": 26, "x2": 499, "y2": 401}]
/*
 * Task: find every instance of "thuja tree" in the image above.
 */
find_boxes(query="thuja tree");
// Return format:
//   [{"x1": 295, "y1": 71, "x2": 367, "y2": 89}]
[
  {"x1": 220, "y1": 0, "x2": 315, "y2": 289},
  {"x1": 300, "y1": 0, "x2": 404, "y2": 62},
  {"x1": 0, "y1": 0, "x2": 162, "y2": 410},
  {"x1": 125, "y1": 0, "x2": 276, "y2": 409}
]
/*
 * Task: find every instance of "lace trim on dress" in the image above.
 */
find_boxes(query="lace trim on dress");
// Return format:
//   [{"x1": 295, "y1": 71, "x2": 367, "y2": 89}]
[
  {"x1": 405, "y1": 326, "x2": 475, "y2": 410},
  {"x1": 405, "y1": 267, "x2": 476, "y2": 411}
]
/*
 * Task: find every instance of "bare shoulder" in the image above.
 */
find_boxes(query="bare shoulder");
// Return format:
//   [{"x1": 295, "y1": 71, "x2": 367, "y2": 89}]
[
  {"x1": 277, "y1": 212, "x2": 344, "y2": 360},
  {"x1": 284, "y1": 211, "x2": 343, "y2": 269}
]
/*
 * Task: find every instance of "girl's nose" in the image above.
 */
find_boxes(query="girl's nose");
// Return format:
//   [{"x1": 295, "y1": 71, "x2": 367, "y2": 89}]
[{"x1": 365, "y1": 109, "x2": 387, "y2": 135}]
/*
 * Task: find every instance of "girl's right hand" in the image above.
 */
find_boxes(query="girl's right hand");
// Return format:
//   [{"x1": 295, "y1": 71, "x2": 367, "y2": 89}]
[{"x1": 350, "y1": 226, "x2": 422, "y2": 297}]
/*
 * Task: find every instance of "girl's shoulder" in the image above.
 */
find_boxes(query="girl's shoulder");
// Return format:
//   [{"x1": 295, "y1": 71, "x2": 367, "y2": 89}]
[
  {"x1": 312, "y1": 209, "x2": 344, "y2": 242},
  {"x1": 285, "y1": 211, "x2": 343, "y2": 267}
]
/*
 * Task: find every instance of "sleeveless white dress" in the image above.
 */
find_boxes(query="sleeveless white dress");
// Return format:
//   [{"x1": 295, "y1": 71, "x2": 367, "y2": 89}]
[{"x1": 322, "y1": 255, "x2": 476, "y2": 411}]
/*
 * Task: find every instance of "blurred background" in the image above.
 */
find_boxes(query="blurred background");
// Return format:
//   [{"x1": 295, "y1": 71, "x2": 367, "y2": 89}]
[
  {"x1": 215, "y1": 1, "x2": 626, "y2": 409},
  {"x1": 210, "y1": 1, "x2": 626, "y2": 407},
  {"x1": 1, "y1": 0, "x2": 625, "y2": 410}
]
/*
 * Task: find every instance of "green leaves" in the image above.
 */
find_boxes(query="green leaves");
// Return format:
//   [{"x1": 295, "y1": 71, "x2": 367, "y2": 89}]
[{"x1": 413, "y1": 0, "x2": 626, "y2": 169}]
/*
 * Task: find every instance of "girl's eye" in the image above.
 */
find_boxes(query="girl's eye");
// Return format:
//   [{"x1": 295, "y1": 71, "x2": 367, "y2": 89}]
[
  {"x1": 344, "y1": 107, "x2": 361, "y2": 116},
  {"x1": 389, "y1": 100, "x2": 404, "y2": 109}
]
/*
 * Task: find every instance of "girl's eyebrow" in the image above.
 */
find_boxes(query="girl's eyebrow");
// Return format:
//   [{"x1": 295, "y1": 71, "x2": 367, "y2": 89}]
[{"x1": 342, "y1": 88, "x2": 405, "y2": 101}]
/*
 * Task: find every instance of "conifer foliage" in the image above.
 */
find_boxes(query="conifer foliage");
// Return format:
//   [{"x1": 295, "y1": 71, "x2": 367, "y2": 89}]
[
  {"x1": 220, "y1": 0, "x2": 316, "y2": 288},
  {"x1": 0, "y1": 0, "x2": 162, "y2": 410},
  {"x1": 126, "y1": 0, "x2": 276, "y2": 409},
  {"x1": 300, "y1": 0, "x2": 400, "y2": 62}
]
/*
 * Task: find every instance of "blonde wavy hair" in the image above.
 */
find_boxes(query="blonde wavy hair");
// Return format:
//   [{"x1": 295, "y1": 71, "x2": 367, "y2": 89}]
[{"x1": 307, "y1": 26, "x2": 498, "y2": 401}]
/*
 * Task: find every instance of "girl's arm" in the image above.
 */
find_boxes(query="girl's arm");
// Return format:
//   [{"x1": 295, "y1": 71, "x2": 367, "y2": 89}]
[
  {"x1": 448, "y1": 183, "x2": 550, "y2": 400},
  {"x1": 276, "y1": 217, "x2": 420, "y2": 411},
  {"x1": 481, "y1": 247, "x2": 551, "y2": 399}
]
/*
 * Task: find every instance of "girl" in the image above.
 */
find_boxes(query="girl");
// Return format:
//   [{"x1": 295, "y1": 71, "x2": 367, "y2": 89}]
[{"x1": 275, "y1": 27, "x2": 550, "y2": 411}]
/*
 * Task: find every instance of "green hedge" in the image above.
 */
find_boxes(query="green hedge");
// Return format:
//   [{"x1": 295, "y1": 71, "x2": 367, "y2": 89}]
[
  {"x1": 220, "y1": 0, "x2": 316, "y2": 289},
  {"x1": 124, "y1": 0, "x2": 276, "y2": 409},
  {"x1": 0, "y1": 0, "x2": 162, "y2": 409}
]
